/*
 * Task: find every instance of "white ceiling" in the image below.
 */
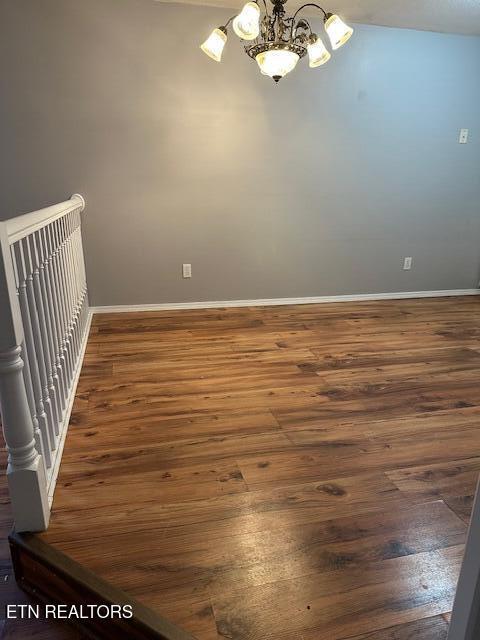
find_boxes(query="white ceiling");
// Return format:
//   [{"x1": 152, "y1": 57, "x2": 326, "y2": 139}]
[{"x1": 156, "y1": 0, "x2": 480, "y2": 35}]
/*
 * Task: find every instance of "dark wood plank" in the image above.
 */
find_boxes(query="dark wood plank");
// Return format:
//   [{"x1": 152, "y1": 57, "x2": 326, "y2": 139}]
[
  {"x1": 42, "y1": 472, "x2": 417, "y2": 542},
  {"x1": 338, "y1": 614, "x2": 448, "y2": 639},
  {"x1": 212, "y1": 545, "x2": 463, "y2": 640},
  {"x1": 54, "y1": 501, "x2": 465, "y2": 599},
  {"x1": 387, "y1": 456, "x2": 480, "y2": 520}
]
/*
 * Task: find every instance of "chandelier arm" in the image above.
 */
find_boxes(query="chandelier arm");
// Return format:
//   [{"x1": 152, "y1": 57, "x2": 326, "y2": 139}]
[
  {"x1": 289, "y1": 3, "x2": 327, "y2": 38},
  {"x1": 222, "y1": 14, "x2": 238, "y2": 28},
  {"x1": 293, "y1": 17, "x2": 312, "y2": 39},
  {"x1": 255, "y1": 0, "x2": 270, "y2": 17}
]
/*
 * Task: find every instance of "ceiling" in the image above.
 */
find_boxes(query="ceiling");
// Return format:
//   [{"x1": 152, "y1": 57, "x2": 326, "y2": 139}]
[{"x1": 156, "y1": 0, "x2": 480, "y2": 35}]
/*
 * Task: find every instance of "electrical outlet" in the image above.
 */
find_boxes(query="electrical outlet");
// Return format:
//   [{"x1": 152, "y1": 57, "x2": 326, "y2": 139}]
[
  {"x1": 459, "y1": 128, "x2": 469, "y2": 144},
  {"x1": 182, "y1": 263, "x2": 192, "y2": 278},
  {"x1": 403, "y1": 257, "x2": 413, "y2": 271}
]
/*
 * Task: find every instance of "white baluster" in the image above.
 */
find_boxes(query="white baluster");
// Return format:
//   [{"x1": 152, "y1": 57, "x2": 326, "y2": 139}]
[
  {"x1": 20, "y1": 339, "x2": 50, "y2": 473},
  {"x1": 28, "y1": 233, "x2": 61, "y2": 435},
  {"x1": 74, "y1": 207, "x2": 89, "y2": 339},
  {"x1": 58, "y1": 218, "x2": 74, "y2": 383},
  {"x1": 10, "y1": 245, "x2": 49, "y2": 474},
  {"x1": 35, "y1": 229, "x2": 63, "y2": 422},
  {"x1": 41, "y1": 225, "x2": 66, "y2": 408},
  {"x1": 70, "y1": 213, "x2": 83, "y2": 364},
  {"x1": 70, "y1": 211, "x2": 81, "y2": 367},
  {"x1": 21, "y1": 237, "x2": 56, "y2": 447},
  {"x1": 64, "y1": 215, "x2": 78, "y2": 369},
  {"x1": 45, "y1": 224, "x2": 69, "y2": 407},
  {"x1": 13, "y1": 242, "x2": 53, "y2": 469},
  {"x1": 64, "y1": 214, "x2": 79, "y2": 363},
  {"x1": 51, "y1": 220, "x2": 73, "y2": 389},
  {"x1": 77, "y1": 210, "x2": 89, "y2": 332}
]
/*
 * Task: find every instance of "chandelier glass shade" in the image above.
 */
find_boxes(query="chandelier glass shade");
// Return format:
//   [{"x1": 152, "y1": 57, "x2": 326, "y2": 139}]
[
  {"x1": 324, "y1": 13, "x2": 353, "y2": 49},
  {"x1": 233, "y1": 2, "x2": 261, "y2": 40},
  {"x1": 200, "y1": 27, "x2": 228, "y2": 61},
  {"x1": 307, "y1": 35, "x2": 331, "y2": 67},
  {"x1": 200, "y1": 0, "x2": 353, "y2": 81},
  {"x1": 256, "y1": 47, "x2": 300, "y2": 79}
]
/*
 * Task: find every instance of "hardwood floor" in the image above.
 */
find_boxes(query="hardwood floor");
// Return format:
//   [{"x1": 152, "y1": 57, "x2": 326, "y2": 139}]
[{"x1": 35, "y1": 296, "x2": 480, "y2": 639}]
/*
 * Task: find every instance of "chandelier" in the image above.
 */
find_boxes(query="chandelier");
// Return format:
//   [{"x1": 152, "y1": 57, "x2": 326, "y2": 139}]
[{"x1": 200, "y1": 1, "x2": 353, "y2": 82}]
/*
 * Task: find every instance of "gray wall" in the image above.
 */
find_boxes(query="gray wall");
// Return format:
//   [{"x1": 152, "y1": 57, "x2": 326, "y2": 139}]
[{"x1": 1, "y1": 0, "x2": 480, "y2": 305}]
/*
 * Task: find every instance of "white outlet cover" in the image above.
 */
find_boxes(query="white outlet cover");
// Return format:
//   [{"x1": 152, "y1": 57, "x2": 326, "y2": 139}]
[{"x1": 459, "y1": 129, "x2": 469, "y2": 144}]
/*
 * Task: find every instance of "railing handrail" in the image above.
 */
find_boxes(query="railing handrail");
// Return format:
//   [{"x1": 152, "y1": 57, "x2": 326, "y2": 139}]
[{"x1": 5, "y1": 194, "x2": 85, "y2": 245}]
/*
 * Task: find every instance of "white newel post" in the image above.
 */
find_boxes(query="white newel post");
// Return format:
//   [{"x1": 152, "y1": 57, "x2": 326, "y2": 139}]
[{"x1": 0, "y1": 222, "x2": 49, "y2": 532}]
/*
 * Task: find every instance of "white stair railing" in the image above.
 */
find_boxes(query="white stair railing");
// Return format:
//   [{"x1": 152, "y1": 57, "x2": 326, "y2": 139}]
[{"x1": 0, "y1": 194, "x2": 90, "y2": 532}]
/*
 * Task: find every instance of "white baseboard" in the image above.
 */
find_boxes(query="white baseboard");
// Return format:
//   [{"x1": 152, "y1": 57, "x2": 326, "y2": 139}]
[
  {"x1": 91, "y1": 289, "x2": 480, "y2": 314},
  {"x1": 47, "y1": 308, "x2": 94, "y2": 505}
]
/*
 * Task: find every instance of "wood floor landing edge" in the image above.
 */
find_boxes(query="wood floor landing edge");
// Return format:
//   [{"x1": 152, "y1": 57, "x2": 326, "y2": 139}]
[{"x1": 9, "y1": 530, "x2": 196, "y2": 640}]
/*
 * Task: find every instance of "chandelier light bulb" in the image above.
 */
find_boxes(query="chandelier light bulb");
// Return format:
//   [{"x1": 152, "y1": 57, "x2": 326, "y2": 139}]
[
  {"x1": 233, "y1": 2, "x2": 261, "y2": 40},
  {"x1": 307, "y1": 36, "x2": 331, "y2": 67},
  {"x1": 324, "y1": 14, "x2": 353, "y2": 50},
  {"x1": 200, "y1": 27, "x2": 228, "y2": 62},
  {"x1": 255, "y1": 48, "x2": 300, "y2": 82}
]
